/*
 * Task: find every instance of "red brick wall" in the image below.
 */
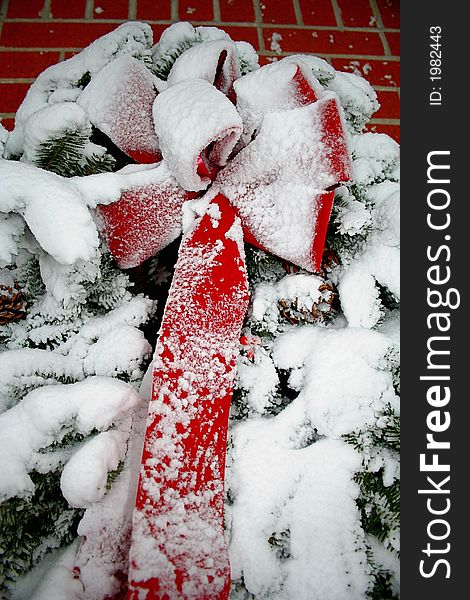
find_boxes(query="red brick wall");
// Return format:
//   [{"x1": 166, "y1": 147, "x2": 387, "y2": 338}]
[{"x1": 0, "y1": 0, "x2": 399, "y2": 141}]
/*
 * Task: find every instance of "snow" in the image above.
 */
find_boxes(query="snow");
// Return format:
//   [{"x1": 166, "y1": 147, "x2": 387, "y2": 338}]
[
  {"x1": 12, "y1": 542, "x2": 83, "y2": 600},
  {"x1": 181, "y1": 193, "x2": 214, "y2": 234},
  {"x1": 150, "y1": 21, "x2": 256, "y2": 80},
  {"x1": 272, "y1": 326, "x2": 397, "y2": 437},
  {"x1": 0, "y1": 348, "x2": 72, "y2": 413},
  {"x1": 228, "y1": 427, "x2": 368, "y2": 599},
  {"x1": 250, "y1": 273, "x2": 333, "y2": 327},
  {"x1": 0, "y1": 296, "x2": 153, "y2": 412},
  {"x1": 227, "y1": 322, "x2": 399, "y2": 596},
  {"x1": 291, "y1": 54, "x2": 336, "y2": 85},
  {"x1": 77, "y1": 56, "x2": 161, "y2": 162},
  {"x1": 21, "y1": 102, "x2": 92, "y2": 165},
  {"x1": 338, "y1": 262, "x2": 383, "y2": 328},
  {"x1": 235, "y1": 346, "x2": 279, "y2": 415},
  {"x1": 327, "y1": 71, "x2": 379, "y2": 132},
  {"x1": 166, "y1": 39, "x2": 240, "y2": 96},
  {"x1": 5, "y1": 22, "x2": 154, "y2": 157},
  {"x1": 234, "y1": 56, "x2": 324, "y2": 144},
  {"x1": 235, "y1": 41, "x2": 259, "y2": 75},
  {"x1": 0, "y1": 121, "x2": 9, "y2": 153},
  {"x1": 127, "y1": 196, "x2": 249, "y2": 596},
  {"x1": 83, "y1": 162, "x2": 195, "y2": 268},
  {"x1": 74, "y1": 396, "x2": 147, "y2": 599},
  {"x1": 335, "y1": 194, "x2": 372, "y2": 236},
  {"x1": 0, "y1": 160, "x2": 99, "y2": 265},
  {"x1": 82, "y1": 325, "x2": 151, "y2": 377},
  {"x1": 270, "y1": 32, "x2": 283, "y2": 54},
  {"x1": 0, "y1": 213, "x2": 25, "y2": 266},
  {"x1": 38, "y1": 253, "x2": 99, "y2": 308},
  {"x1": 352, "y1": 133, "x2": 400, "y2": 184},
  {"x1": 153, "y1": 78, "x2": 243, "y2": 191},
  {"x1": 335, "y1": 179, "x2": 400, "y2": 326},
  {"x1": 60, "y1": 430, "x2": 128, "y2": 508},
  {"x1": 0, "y1": 377, "x2": 141, "y2": 502}
]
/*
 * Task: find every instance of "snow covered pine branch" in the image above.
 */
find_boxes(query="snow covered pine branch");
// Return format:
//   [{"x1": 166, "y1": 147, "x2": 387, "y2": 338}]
[{"x1": 0, "y1": 21, "x2": 400, "y2": 600}]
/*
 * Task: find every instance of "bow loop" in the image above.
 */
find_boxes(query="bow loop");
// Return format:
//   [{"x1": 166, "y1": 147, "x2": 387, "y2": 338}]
[
  {"x1": 166, "y1": 39, "x2": 240, "y2": 98},
  {"x1": 78, "y1": 56, "x2": 161, "y2": 164},
  {"x1": 233, "y1": 56, "x2": 324, "y2": 144},
  {"x1": 216, "y1": 94, "x2": 352, "y2": 271},
  {"x1": 153, "y1": 79, "x2": 243, "y2": 192}
]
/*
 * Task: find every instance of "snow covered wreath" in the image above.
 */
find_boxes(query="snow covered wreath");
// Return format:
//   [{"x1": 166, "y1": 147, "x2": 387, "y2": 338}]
[{"x1": 0, "y1": 22, "x2": 400, "y2": 600}]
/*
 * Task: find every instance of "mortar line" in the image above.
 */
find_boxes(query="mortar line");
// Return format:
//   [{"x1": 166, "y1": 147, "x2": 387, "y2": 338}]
[
  {"x1": 128, "y1": 0, "x2": 137, "y2": 20},
  {"x1": 370, "y1": 0, "x2": 390, "y2": 55},
  {"x1": 0, "y1": 0, "x2": 8, "y2": 20},
  {"x1": 291, "y1": 0, "x2": 304, "y2": 26},
  {"x1": 171, "y1": 0, "x2": 179, "y2": 21},
  {"x1": 0, "y1": 17, "x2": 400, "y2": 33},
  {"x1": 0, "y1": 77, "x2": 34, "y2": 83},
  {"x1": 0, "y1": 45, "x2": 400, "y2": 61},
  {"x1": 369, "y1": 117, "x2": 400, "y2": 124},
  {"x1": 213, "y1": 0, "x2": 221, "y2": 22},
  {"x1": 330, "y1": 0, "x2": 343, "y2": 29},
  {"x1": 85, "y1": 0, "x2": 94, "y2": 19},
  {"x1": 39, "y1": 0, "x2": 51, "y2": 19},
  {"x1": 252, "y1": 0, "x2": 265, "y2": 54}
]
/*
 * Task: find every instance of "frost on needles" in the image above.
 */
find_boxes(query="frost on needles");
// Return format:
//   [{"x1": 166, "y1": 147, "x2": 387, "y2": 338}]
[{"x1": 0, "y1": 21, "x2": 399, "y2": 600}]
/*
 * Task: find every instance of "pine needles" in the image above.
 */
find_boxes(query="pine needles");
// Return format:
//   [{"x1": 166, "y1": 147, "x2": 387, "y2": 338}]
[{"x1": 35, "y1": 130, "x2": 115, "y2": 177}]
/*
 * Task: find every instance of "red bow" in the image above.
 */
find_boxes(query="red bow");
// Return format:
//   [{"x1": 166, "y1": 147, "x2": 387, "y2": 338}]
[{"x1": 77, "y1": 52, "x2": 351, "y2": 599}]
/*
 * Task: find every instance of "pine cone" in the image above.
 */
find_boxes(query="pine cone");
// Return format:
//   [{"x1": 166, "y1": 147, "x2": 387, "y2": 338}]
[
  {"x1": 278, "y1": 281, "x2": 336, "y2": 325},
  {"x1": 319, "y1": 247, "x2": 340, "y2": 278},
  {"x1": 0, "y1": 283, "x2": 27, "y2": 325}
]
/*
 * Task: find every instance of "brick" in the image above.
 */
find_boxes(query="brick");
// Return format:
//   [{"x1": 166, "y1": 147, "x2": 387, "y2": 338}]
[
  {"x1": 93, "y1": 0, "x2": 130, "y2": 19},
  {"x1": 258, "y1": 55, "x2": 282, "y2": 65},
  {"x1": 386, "y1": 32, "x2": 399, "y2": 56},
  {"x1": 331, "y1": 58, "x2": 400, "y2": 87},
  {"x1": 0, "y1": 117, "x2": 15, "y2": 132},
  {"x1": 367, "y1": 122, "x2": 400, "y2": 143},
  {"x1": 377, "y1": 0, "x2": 399, "y2": 29},
  {"x1": 260, "y1": 0, "x2": 297, "y2": 25},
  {"x1": 219, "y1": 0, "x2": 255, "y2": 23},
  {"x1": 150, "y1": 24, "x2": 167, "y2": 44},
  {"x1": 374, "y1": 89, "x2": 400, "y2": 119},
  {"x1": 299, "y1": 0, "x2": 336, "y2": 27},
  {"x1": 179, "y1": 0, "x2": 214, "y2": 21},
  {"x1": 264, "y1": 28, "x2": 384, "y2": 55},
  {"x1": 0, "y1": 83, "x2": 30, "y2": 113},
  {"x1": 337, "y1": 0, "x2": 376, "y2": 28},
  {"x1": 7, "y1": 0, "x2": 44, "y2": 18},
  {"x1": 220, "y1": 26, "x2": 259, "y2": 48},
  {"x1": 50, "y1": 0, "x2": 87, "y2": 18},
  {"x1": 136, "y1": 0, "x2": 172, "y2": 20},
  {"x1": 0, "y1": 51, "x2": 61, "y2": 78},
  {"x1": 0, "y1": 22, "x2": 117, "y2": 48}
]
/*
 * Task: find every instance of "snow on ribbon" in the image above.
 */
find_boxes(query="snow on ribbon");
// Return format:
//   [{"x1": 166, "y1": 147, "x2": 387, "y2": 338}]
[
  {"x1": 82, "y1": 48, "x2": 352, "y2": 599},
  {"x1": 128, "y1": 194, "x2": 248, "y2": 599}
]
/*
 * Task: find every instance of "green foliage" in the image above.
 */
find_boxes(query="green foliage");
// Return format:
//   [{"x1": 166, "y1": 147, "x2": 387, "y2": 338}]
[
  {"x1": 245, "y1": 245, "x2": 286, "y2": 287},
  {"x1": 153, "y1": 39, "x2": 197, "y2": 80},
  {"x1": 85, "y1": 253, "x2": 133, "y2": 313},
  {"x1": 34, "y1": 129, "x2": 115, "y2": 177},
  {"x1": 0, "y1": 113, "x2": 152, "y2": 597},
  {"x1": 106, "y1": 460, "x2": 125, "y2": 492},
  {"x1": 369, "y1": 572, "x2": 397, "y2": 600},
  {"x1": 75, "y1": 71, "x2": 91, "y2": 90},
  {"x1": 344, "y1": 405, "x2": 400, "y2": 598},
  {"x1": 17, "y1": 257, "x2": 45, "y2": 303},
  {"x1": 0, "y1": 471, "x2": 83, "y2": 595}
]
